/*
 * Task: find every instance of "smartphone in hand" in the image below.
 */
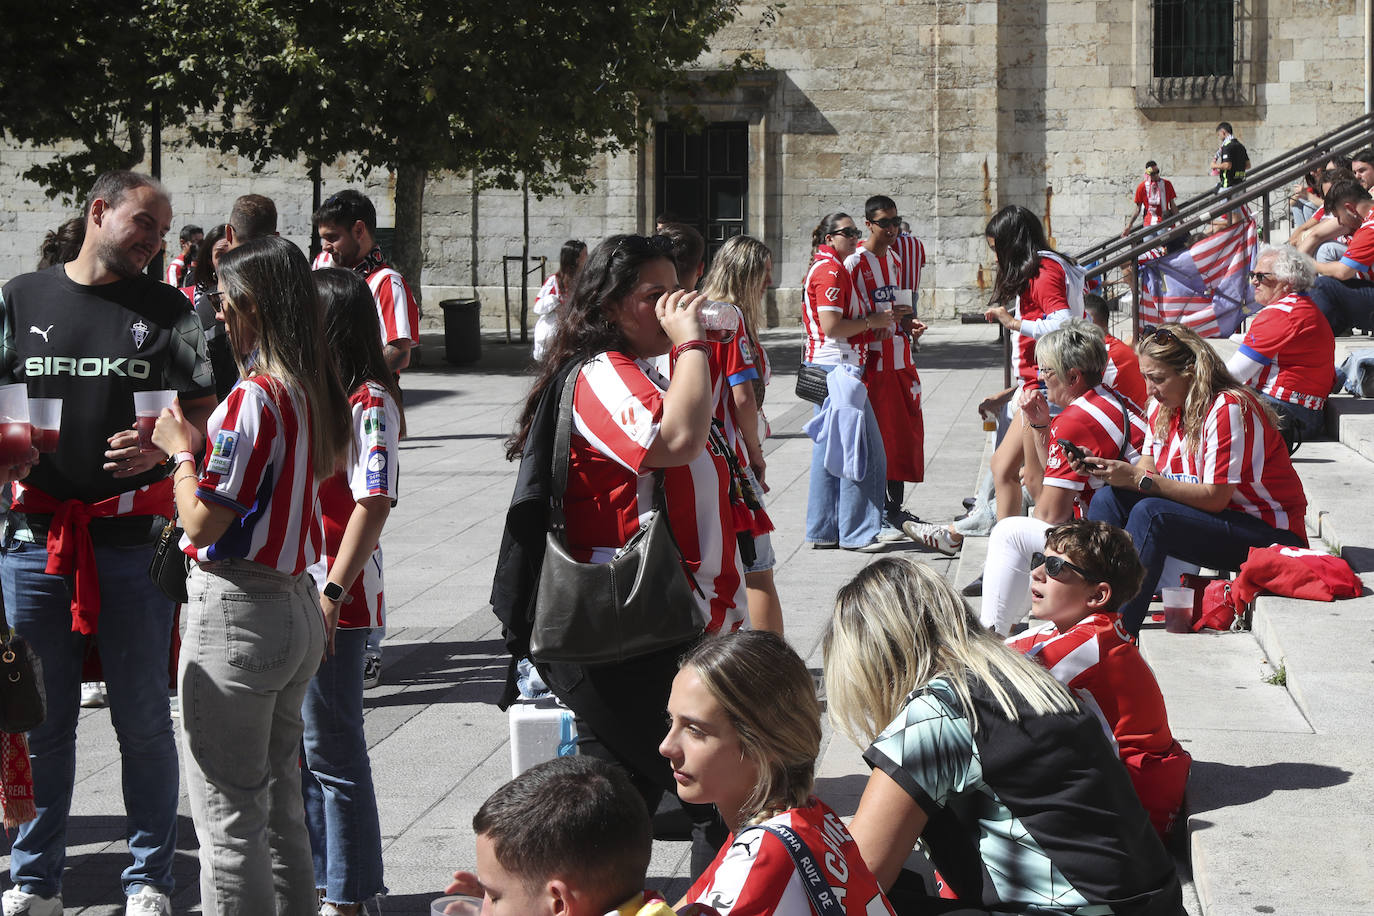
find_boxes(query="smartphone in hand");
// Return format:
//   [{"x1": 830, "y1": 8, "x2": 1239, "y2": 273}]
[{"x1": 1057, "y1": 439, "x2": 1088, "y2": 465}]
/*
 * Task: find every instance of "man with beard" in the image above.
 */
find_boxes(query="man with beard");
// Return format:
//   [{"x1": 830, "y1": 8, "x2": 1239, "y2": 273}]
[{"x1": 0, "y1": 171, "x2": 215, "y2": 916}]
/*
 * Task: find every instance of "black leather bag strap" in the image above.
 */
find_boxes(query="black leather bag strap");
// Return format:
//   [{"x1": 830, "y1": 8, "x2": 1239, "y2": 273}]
[{"x1": 757, "y1": 824, "x2": 846, "y2": 916}]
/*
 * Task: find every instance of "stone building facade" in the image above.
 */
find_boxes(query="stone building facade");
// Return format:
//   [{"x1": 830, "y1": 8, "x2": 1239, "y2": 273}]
[{"x1": 2, "y1": 0, "x2": 1368, "y2": 330}]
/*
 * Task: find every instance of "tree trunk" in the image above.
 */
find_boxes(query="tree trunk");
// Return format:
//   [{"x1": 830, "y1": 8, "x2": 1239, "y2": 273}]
[{"x1": 393, "y1": 161, "x2": 426, "y2": 311}]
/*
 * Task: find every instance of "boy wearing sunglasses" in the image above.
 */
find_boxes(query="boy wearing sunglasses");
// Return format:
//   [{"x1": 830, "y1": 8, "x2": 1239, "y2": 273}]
[{"x1": 1006, "y1": 519, "x2": 1192, "y2": 839}]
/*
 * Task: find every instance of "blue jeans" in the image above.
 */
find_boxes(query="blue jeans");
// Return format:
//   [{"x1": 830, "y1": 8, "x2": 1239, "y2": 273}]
[
  {"x1": 804, "y1": 363, "x2": 886, "y2": 547},
  {"x1": 1086, "y1": 486, "x2": 1305, "y2": 635},
  {"x1": 1307, "y1": 275, "x2": 1374, "y2": 336},
  {"x1": 1259, "y1": 392, "x2": 1325, "y2": 441},
  {"x1": 0, "y1": 536, "x2": 178, "y2": 898},
  {"x1": 301, "y1": 627, "x2": 386, "y2": 906},
  {"x1": 181, "y1": 559, "x2": 325, "y2": 916}
]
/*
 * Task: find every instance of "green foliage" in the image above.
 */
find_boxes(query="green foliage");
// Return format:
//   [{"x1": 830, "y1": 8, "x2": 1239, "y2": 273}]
[
  {"x1": 1264, "y1": 662, "x2": 1287, "y2": 687},
  {"x1": 2, "y1": 0, "x2": 780, "y2": 201}
]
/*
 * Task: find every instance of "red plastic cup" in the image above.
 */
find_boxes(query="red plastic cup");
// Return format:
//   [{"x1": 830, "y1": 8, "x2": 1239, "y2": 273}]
[{"x1": 134, "y1": 390, "x2": 176, "y2": 454}]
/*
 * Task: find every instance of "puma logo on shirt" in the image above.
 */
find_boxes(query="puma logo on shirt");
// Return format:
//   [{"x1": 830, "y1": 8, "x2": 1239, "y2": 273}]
[{"x1": 30, "y1": 325, "x2": 53, "y2": 342}]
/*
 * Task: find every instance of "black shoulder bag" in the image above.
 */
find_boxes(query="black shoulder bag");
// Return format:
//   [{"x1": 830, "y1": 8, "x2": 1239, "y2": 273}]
[{"x1": 529, "y1": 361, "x2": 704, "y2": 666}]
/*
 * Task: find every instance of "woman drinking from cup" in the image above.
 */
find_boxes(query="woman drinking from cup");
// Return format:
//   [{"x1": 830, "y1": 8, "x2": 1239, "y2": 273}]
[{"x1": 506, "y1": 233, "x2": 744, "y2": 871}]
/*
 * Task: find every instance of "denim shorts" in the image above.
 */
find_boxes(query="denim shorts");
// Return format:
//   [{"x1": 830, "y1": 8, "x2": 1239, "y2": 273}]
[{"x1": 743, "y1": 531, "x2": 776, "y2": 574}]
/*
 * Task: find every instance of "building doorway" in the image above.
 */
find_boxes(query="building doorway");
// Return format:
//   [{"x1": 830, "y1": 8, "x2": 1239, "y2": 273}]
[{"x1": 655, "y1": 122, "x2": 748, "y2": 268}]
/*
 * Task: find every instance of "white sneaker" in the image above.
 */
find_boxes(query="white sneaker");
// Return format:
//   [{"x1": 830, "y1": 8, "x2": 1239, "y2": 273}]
[
  {"x1": 126, "y1": 886, "x2": 171, "y2": 916},
  {"x1": 80, "y1": 681, "x2": 107, "y2": 708},
  {"x1": 362, "y1": 653, "x2": 382, "y2": 690},
  {"x1": 1, "y1": 888, "x2": 62, "y2": 916},
  {"x1": 903, "y1": 520, "x2": 961, "y2": 556}
]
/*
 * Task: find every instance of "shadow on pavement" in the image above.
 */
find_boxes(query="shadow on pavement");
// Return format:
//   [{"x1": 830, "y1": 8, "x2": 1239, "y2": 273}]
[{"x1": 1185, "y1": 760, "x2": 1351, "y2": 816}]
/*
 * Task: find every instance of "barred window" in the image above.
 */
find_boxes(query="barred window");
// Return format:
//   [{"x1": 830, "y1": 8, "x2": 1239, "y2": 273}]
[{"x1": 1154, "y1": 0, "x2": 1234, "y2": 79}]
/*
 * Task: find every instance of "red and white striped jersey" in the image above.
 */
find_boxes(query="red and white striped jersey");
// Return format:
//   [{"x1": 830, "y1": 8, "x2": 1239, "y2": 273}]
[
  {"x1": 565, "y1": 352, "x2": 744, "y2": 632},
  {"x1": 1103, "y1": 334, "x2": 1147, "y2": 410},
  {"x1": 1044, "y1": 386, "x2": 1146, "y2": 511},
  {"x1": 1145, "y1": 391, "x2": 1308, "y2": 539},
  {"x1": 184, "y1": 375, "x2": 323, "y2": 574},
  {"x1": 892, "y1": 232, "x2": 926, "y2": 311},
  {"x1": 1010, "y1": 256, "x2": 1072, "y2": 385},
  {"x1": 700, "y1": 314, "x2": 772, "y2": 536},
  {"x1": 310, "y1": 382, "x2": 401, "y2": 629},
  {"x1": 1236, "y1": 293, "x2": 1336, "y2": 409},
  {"x1": 686, "y1": 798, "x2": 896, "y2": 916},
  {"x1": 164, "y1": 255, "x2": 186, "y2": 287},
  {"x1": 1133, "y1": 179, "x2": 1177, "y2": 226},
  {"x1": 801, "y1": 247, "x2": 865, "y2": 366},
  {"x1": 1007, "y1": 613, "x2": 1180, "y2": 760},
  {"x1": 361, "y1": 263, "x2": 421, "y2": 347},
  {"x1": 1338, "y1": 210, "x2": 1374, "y2": 280},
  {"x1": 312, "y1": 250, "x2": 334, "y2": 270},
  {"x1": 847, "y1": 246, "x2": 914, "y2": 371}
]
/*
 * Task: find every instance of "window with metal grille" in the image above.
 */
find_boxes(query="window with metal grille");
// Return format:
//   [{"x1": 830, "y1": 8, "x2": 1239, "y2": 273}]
[{"x1": 1153, "y1": 0, "x2": 1234, "y2": 78}]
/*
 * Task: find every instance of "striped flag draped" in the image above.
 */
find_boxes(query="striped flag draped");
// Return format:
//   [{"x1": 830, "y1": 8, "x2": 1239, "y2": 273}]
[{"x1": 1139, "y1": 212, "x2": 1259, "y2": 338}]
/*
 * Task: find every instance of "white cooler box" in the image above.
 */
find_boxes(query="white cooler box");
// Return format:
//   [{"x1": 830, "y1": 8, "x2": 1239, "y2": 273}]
[{"x1": 508, "y1": 698, "x2": 578, "y2": 777}]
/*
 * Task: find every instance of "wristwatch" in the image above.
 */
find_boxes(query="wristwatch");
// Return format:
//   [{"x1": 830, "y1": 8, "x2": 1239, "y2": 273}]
[
  {"x1": 1137, "y1": 472, "x2": 1155, "y2": 492},
  {"x1": 322, "y1": 581, "x2": 345, "y2": 602}
]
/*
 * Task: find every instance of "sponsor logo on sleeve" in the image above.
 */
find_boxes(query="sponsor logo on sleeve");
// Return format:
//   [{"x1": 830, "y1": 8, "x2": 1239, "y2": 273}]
[
  {"x1": 365, "y1": 448, "x2": 388, "y2": 491},
  {"x1": 825, "y1": 287, "x2": 840, "y2": 302},
  {"x1": 362, "y1": 407, "x2": 386, "y2": 447},
  {"x1": 206, "y1": 431, "x2": 238, "y2": 475}
]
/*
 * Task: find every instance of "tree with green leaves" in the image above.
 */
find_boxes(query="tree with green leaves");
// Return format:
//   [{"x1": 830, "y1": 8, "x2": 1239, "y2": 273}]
[{"x1": 3, "y1": 0, "x2": 780, "y2": 297}]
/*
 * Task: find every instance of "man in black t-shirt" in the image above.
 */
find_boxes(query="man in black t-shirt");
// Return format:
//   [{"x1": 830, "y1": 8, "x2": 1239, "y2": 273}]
[{"x1": 0, "y1": 171, "x2": 215, "y2": 916}]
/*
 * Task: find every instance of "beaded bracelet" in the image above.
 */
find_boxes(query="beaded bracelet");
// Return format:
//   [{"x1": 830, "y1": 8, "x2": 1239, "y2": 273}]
[{"x1": 672, "y1": 340, "x2": 710, "y2": 360}]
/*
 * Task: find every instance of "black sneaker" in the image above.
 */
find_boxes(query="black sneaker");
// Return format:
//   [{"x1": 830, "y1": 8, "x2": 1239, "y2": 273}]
[{"x1": 961, "y1": 576, "x2": 983, "y2": 597}]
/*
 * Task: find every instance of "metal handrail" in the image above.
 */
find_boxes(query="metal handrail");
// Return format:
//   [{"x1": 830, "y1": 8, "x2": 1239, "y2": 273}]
[
  {"x1": 1078, "y1": 111, "x2": 1374, "y2": 268},
  {"x1": 1075, "y1": 111, "x2": 1374, "y2": 337}
]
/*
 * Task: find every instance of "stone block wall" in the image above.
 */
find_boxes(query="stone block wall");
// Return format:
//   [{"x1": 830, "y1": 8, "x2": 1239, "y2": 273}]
[{"x1": 1, "y1": 0, "x2": 1366, "y2": 333}]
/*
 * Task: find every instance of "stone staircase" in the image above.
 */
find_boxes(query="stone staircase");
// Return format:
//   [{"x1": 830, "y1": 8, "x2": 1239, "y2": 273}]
[{"x1": 948, "y1": 347, "x2": 1374, "y2": 916}]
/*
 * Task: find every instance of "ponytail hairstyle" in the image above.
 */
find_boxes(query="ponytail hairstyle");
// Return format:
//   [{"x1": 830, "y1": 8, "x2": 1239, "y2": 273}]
[
  {"x1": 315, "y1": 267, "x2": 407, "y2": 439},
  {"x1": 680, "y1": 631, "x2": 821, "y2": 826},
  {"x1": 810, "y1": 212, "x2": 852, "y2": 253},
  {"x1": 215, "y1": 237, "x2": 351, "y2": 472},
  {"x1": 1137, "y1": 323, "x2": 1278, "y2": 453},
  {"x1": 985, "y1": 205, "x2": 1073, "y2": 308}
]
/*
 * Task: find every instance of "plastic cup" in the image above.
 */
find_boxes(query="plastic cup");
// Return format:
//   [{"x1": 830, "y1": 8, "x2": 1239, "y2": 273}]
[
  {"x1": 431, "y1": 895, "x2": 483, "y2": 916},
  {"x1": 28, "y1": 398, "x2": 61, "y2": 454},
  {"x1": 979, "y1": 410, "x2": 997, "y2": 432},
  {"x1": 699, "y1": 300, "x2": 740, "y2": 343},
  {"x1": 1161, "y1": 586, "x2": 1195, "y2": 633},
  {"x1": 0, "y1": 384, "x2": 32, "y2": 466},
  {"x1": 893, "y1": 289, "x2": 913, "y2": 311},
  {"x1": 134, "y1": 390, "x2": 176, "y2": 454}
]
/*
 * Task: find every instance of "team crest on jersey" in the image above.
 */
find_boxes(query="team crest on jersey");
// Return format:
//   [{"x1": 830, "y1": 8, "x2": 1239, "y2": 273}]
[
  {"x1": 206, "y1": 430, "x2": 238, "y2": 475},
  {"x1": 131, "y1": 319, "x2": 150, "y2": 349}
]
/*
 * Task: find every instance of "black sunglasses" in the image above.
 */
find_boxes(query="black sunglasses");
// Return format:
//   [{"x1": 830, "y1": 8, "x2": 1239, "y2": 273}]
[
  {"x1": 1247, "y1": 271, "x2": 1275, "y2": 285},
  {"x1": 611, "y1": 234, "x2": 674, "y2": 260},
  {"x1": 204, "y1": 289, "x2": 227, "y2": 311},
  {"x1": 867, "y1": 217, "x2": 903, "y2": 230},
  {"x1": 1139, "y1": 325, "x2": 1179, "y2": 345},
  {"x1": 827, "y1": 227, "x2": 862, "y2": 239},
  {"x1": 1030, "y1": 552, "x2": 1101, "y2": 582}
]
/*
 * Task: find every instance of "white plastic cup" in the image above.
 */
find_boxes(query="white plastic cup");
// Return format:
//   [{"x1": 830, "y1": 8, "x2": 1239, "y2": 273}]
[
  {"x1": 699, "y1": 300, "x2": 740, "y2": 343},
  {"x1": 1161, "y1": 586, "x2": 1195, "y2": 633},
  {"x1": 28, "y1": 398, "x2": 62, "y2": 454},
  {"x1": 431, "y1": 895, "x2": 483, "y2": 916},
  {"x1": 0, "y1": 384, "x2": 31, "y2": 466},
  {"x1": 134, "y1": 389, "x2": 176, "y2": 454},
  {"x1": 893, "y1": 289, "x2": 913, "y2": 310}
]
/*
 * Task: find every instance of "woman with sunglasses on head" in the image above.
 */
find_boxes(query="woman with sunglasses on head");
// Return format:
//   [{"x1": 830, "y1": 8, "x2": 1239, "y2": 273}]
[
  {"x1": 152, "y1": 236, "x2": 352, "y2": 915},
  {"x1": 824, "y1": 557, "x2": 1183, "y2": 915},
  {"x1": 1224, "y1": 244, "x2": 1335, "y2": 444},
  {"x1": 506, "y1": 233, "x2": 743, "y2": 872},
  {"x1": 299, "y1": 268, "x2": 409, "y2": 916},
  {"x1": 1007, "y1": 520, "x2": 1191, "y2": 839},
  {"x1": 800, "y1": 212, "x2": 890, "y2": 552},
  {"x1": 663, "y1": 630, "x2": 896, "y2": 915},
  {"x1": 1084, "y1": 322, "x2": 1308, "y2": 636}
]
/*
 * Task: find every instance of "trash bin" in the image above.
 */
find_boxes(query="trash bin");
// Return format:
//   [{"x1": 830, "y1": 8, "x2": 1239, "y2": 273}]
[{"x1": 441, "y1": 299, "x2": 482, "y2": 365}]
